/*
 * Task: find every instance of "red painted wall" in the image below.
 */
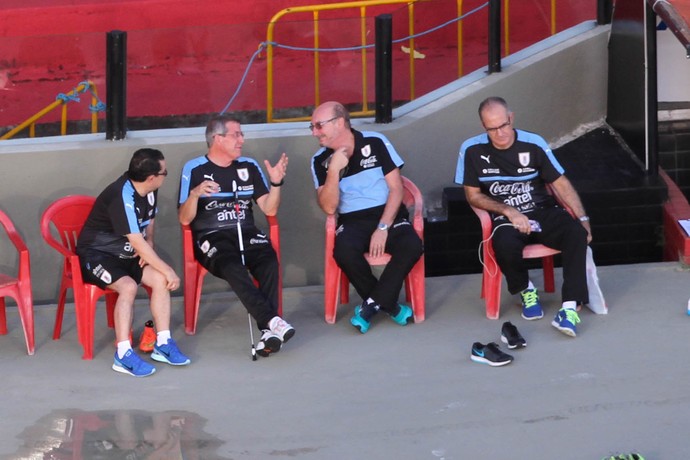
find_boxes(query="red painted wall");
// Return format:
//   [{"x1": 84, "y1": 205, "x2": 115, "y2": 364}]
[{"x1": 0, "y1": 0, "x2": 595, "y2": 129}]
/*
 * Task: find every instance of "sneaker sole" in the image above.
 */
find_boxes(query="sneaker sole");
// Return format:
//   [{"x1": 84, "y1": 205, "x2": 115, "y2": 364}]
[
  {"x1": 521, "y1": 312, "x2": 544, "y2": 321},
  {"x1": 350, "y1": 317, "x2": 370, "y2": 334},
  {"x1": 551, "y1": 320, "x2": 577, "y2": 337},
  {"x1": 281, "y1": 328, "x2": 295, "y2": 343},
  {"x1": 500, "y1": 335, "x2": 526, "y2": 349},
  {"x1": 257, "y1": 337, "x2": 282, "y2": 357},
  {"x1": 151, "y1": 351, "x2": 191, "y2": 366},
  {"x1": 470, "y1": 355, "x2": 512, "y2": 367},
  {"x1": 112, "y1": 363, "x2": 156, "y2": 377}
]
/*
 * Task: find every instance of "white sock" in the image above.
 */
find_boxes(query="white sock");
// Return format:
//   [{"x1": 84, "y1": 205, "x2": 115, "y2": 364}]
[
  {"x1": 522, "y1": 281, "x2": 536, "y2": 292},
  {"x1": 156, "y1": 330, "x2": 171, "y2": 346},
  {"x1": 117, "y1": 340, "x2": 132, "y2": 359},
  {"x1": 562, "y1": 301, "x2": 577, "y2": 310}
]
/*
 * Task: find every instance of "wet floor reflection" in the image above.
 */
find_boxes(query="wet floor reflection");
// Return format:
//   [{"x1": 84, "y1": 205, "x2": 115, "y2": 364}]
[{"x1": 8, "y1": 409, "x2": 228, "y2": 459}]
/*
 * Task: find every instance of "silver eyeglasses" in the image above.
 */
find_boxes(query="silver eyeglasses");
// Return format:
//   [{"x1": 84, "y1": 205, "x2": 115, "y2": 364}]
[{"x1": 308, "y1": 117, "x2": 339, "y2": 131}]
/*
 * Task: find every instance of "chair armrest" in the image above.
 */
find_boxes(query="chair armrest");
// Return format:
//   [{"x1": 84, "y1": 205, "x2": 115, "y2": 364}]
[
  {"x1": 469, "y1": 205, "x2": 494, "y2": 240},
  {"x1": 266, "y1": 215, "x2": 280, "y2": 262}
]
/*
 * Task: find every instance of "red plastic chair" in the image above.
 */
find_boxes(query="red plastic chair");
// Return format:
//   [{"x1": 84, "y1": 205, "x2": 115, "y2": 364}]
[
  {"x1": 324, "y1": 176, "x2": 425, "y2": 324},
  {"x1": 182, "y1": 215, "x2": 282, "y2": 335},
  {"x1": 471, "y1": 204, "x2": 558, "y2": 320},
  {"x1": 40, "y1": 195, "x2": 119, "y2": 359},
  {"x1": 471, "y1": 183, "x2": 577, "y2": 319},
  {"x1": 0, "y1": 209, "x2": 34, "y2": 355}
]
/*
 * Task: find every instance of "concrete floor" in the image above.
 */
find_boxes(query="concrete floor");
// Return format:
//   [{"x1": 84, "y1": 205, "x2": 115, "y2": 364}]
[{"x1": 1, "y1": 262, "x2": 688, "y2": 459}]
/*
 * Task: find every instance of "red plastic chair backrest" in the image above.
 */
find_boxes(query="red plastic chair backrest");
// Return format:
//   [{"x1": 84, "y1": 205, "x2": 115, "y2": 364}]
[
  {"x1": 0, "y1": 208, "x2": 28, "y2": 255},
  {"x1": 400, "y1": 176, "x2": 424, "y2": 238},
  {"x1": 40, "y1": 195, "x2": 96, "y2": 257}
]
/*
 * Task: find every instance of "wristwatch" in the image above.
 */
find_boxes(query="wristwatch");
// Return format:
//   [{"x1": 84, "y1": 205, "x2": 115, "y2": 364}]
[
  {"x1": 377, "y1": 222, "x2": 389, "y2": 231},
  {"x1": 578, "y1": 216, "x2": 590, "y2": 222}
]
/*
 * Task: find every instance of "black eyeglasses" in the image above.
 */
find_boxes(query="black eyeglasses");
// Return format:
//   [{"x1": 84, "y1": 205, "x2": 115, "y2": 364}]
[
  {"x1": 484, "y1": 120, "x2": 512, "y2": 134},
  {"x1": 216, "y1": 131, "x2": 245, "y2": 139},
  {"x1": 155, "y1": 170, "x2": 168, "y2": 177},
  {"x1": 308, "y1": 117, "x2": 338, "y2": 131}
]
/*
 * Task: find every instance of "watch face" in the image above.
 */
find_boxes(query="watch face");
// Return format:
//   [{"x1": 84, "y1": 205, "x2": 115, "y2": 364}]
[{"x1": 378, "y1": 223, "x2": 388, "y2": 231}]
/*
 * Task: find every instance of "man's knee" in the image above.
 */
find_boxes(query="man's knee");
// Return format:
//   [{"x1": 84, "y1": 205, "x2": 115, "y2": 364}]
[
  {"x1": 110, "y1": 276, "x2": 139, "y2": 295},
  {"x1": 142, "y1": 267, "x2": 167, "y2": 291}
]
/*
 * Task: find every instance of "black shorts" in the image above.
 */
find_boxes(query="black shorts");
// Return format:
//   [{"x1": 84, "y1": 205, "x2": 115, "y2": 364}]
[{"x1": 79, "y1": 250, "x2": 143, "y2": 290}]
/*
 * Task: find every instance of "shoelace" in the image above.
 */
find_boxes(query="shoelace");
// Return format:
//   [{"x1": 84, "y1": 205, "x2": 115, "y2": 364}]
[
  {"x1": 561, "y1": 308, "x2": 581, "y2": 324},
  {"x1": 521, "y1": 289, "x2": 539, "y2": 308}
]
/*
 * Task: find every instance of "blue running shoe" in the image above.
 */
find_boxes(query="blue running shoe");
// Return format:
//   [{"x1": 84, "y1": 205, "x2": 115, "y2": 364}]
[
  {"x1": 151, "y1": 338, "x2": 191, "y2": 366},
  {"x1": 551, "y1": 308, "x2": 581, "y2": 337},
  {"x1": 390, "y1": 304, "x2": 413, "y2": 326},
  {"x1": 520, "y1": 288, "x2": 544, "y2": 320},
  {"x1": 112, "y1": 349, "x2": 156, "y2": 377},
  {"x1": 350, "y1": 306, "x2": 371, "y2": 334}
]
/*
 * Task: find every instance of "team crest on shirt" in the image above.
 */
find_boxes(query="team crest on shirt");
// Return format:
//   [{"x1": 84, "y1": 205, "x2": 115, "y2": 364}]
[
  {"x1": 237, "y1": 168, "x2": 249, "y2": 182},
  {"x1": 361, "y1": 145, "x2": 371, "y2": 157},
  {"x1": 147, "y1": 192, "x2": 155, "y2": 206},
  {"x1": 518, "y1": 152, "x2": 530, "y2": 167}
]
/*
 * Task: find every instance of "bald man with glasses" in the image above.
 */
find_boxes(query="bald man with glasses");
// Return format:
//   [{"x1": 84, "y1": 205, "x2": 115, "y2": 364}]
[
  {"x1": 310, "y1": 101, "x2": 423, "y2": 334},
  {"x1": 455, "y1": 97, "x2": 591, "y2": 338}
]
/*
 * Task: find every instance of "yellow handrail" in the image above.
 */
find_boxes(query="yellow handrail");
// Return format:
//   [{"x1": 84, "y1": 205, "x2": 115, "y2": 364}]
[
  {"x1": 504, "y1": 0, "x2": 557, "y2": 55},
  {"x1": 266, "y1": 0, "x2": 465, "y2": 123},
  {"x1": 0, "y1": 80, "x2": 102, "y2": 140}
]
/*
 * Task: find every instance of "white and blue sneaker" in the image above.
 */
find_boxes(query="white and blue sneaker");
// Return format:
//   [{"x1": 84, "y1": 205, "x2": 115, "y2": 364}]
[
  {"x1": 520, "y1": 288, "x2": 544, "y2": 320},
  {"x1": 551, "y1": 308, "x2": 581, "y2": 337},
  {"x1": 112, "y1": 349, "x2": 156, "y2": 377},
  {"x1": 151, "y1": 338, "x2": 191, "y2": 366}
]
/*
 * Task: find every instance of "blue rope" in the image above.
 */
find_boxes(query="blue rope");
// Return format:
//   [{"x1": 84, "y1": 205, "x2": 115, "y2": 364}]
[
  {"x1": 55, "y1": 80, "x2": 106, "y2": 113},
  {"x1": 219, "y1": 2, "x2": 488, "y2": 112},
  {"x1": 220, "y1": 44, "x2": 268, "y2": 114}
]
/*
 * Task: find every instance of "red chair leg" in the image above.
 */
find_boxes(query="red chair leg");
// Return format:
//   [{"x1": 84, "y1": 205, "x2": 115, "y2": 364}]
[
  {"x1": 324, "y1": 259, "x2": 341, "y2": 324},
  {"x1": 53, "y1": 283, "x2": 68, "y2": 340},
  {"x1": 105, "y1": 292, "x2": 117, "y2": 328},
  {"x1": 190, "y1": 271, "x2": 206, "y2": 335},
  {"x1": 407, "y1": 256, "x2": 425, "y2": 323},
  {"x1": 79, "y1": 286, "x2": 101, "y2": 360},
  {"x1": 483, "y1": 243, "x2": 502, "y2": 320},
  {"x1": 543, "y1": 255, "x2": 556, "y2": 293},
  {"x1": 0, "y1": 297, "x2": 7, "y2": 335},
  {"x1": 339, "y1": 272, "x2": 350, "y2": 305},
  {"x1": 183, "y1": 262, "x2": 197, "y2": 335},
  {"x1": 17, "y1": 284, "x2": 34, "y2": 355}
]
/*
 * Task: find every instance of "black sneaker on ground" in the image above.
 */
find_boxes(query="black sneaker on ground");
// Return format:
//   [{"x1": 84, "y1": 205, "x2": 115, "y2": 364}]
[
  {"x1": 501, "y1": 321, "x2": 526, "y2": 349},
  {"x1": 470, "y1": 342, "x2": 513, "y2": 367}
]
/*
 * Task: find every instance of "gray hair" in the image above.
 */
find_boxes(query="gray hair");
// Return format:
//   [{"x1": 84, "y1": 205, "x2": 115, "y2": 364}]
[{"x1": 205, "y1": 113, "x2": 242, "y2": 147}]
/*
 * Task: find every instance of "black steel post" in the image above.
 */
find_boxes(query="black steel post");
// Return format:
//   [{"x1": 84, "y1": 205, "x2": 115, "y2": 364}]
[
  {"x1": 375, "y1": 14, "x2": 393, "y2": 124},
  {"x1": 645, "y1": 2, "x2": 658, "y2": 177},
  {"x1": 106, "y1": 30, "x2": 127, "y2": 140},
  {"x1": 488, "y1": 0, "x2": 501, "y2": 73},
  {"x1": 597, "y1": 0, "x2": 613, "y2": 25}
]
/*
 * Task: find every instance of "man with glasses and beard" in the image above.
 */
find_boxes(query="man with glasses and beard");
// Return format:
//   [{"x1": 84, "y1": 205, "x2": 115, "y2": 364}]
[
  {"x1": 456, "y1": 97, "x2": 591, "y2": 338},
  {"x1": 310, "y1": 101, "x2": 423, "y2": 334}
]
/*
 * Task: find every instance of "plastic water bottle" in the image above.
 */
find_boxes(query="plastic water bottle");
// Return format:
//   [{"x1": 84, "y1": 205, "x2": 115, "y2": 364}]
[{"x1": 687, "y1": 299, "x2": 690, "y2": 316}]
